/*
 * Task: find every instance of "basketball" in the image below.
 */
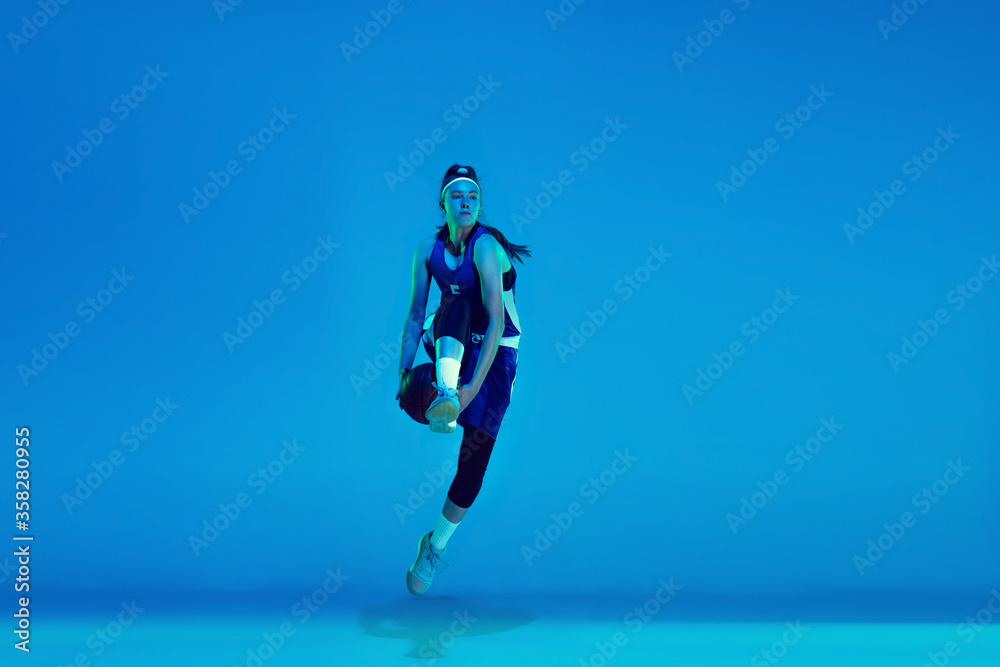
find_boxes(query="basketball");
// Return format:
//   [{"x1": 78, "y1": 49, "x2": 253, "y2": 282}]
[{"x1": 398, "y1": 363, "x2": 438, "y2": 425}]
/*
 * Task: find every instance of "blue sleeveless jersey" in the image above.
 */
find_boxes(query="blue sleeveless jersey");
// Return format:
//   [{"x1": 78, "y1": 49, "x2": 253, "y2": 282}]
[{"x1": 428, "y1": 224, "x2": 521, "y2": 347}]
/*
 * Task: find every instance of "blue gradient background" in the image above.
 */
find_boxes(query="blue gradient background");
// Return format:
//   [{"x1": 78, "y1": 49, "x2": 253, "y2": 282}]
[{"x1": 2, "y1": 0, "x2": 998, "y2": 664}]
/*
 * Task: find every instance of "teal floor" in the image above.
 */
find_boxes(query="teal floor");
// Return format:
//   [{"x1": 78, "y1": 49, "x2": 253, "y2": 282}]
[{"x1": 28, "y1": 595, "x2": 1000, "y2": 666}]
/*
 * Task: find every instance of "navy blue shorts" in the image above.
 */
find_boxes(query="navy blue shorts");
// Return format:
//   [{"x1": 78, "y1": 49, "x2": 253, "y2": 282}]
[{"x1": 422, "y1": 318, "x2": 518, "y2": 440}]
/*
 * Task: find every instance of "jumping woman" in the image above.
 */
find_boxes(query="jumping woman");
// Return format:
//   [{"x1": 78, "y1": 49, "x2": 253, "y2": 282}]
[{"x1": 396, "y1": 164, "x2": 530, "y2": 596}]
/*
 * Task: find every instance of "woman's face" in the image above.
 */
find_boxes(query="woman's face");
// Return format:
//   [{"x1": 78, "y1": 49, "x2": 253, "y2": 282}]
[{"x1": 442, "y1": 182, "x2": 481, "y2": 228}]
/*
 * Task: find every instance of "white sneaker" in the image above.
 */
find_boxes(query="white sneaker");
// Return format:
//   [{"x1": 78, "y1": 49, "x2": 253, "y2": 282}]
[{"x1": 425, "y1": 383, "x2": 459, "y2": 433}]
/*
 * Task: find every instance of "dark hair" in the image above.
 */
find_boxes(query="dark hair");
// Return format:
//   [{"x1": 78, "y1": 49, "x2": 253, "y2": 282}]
[{"x1": 436, "y1": 163, "x2": 532, "y2": 264}]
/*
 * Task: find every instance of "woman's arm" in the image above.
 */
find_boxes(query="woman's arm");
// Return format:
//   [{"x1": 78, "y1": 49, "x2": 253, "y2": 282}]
[
  {"x1": 463, "y1": 236, "x2": 506, "y2": 396},
  {"x1": 399, "y1": 237, "x2": 433, "y2": 379}
]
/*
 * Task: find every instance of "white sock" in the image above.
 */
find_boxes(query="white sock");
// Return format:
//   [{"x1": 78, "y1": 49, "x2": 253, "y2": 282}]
[
  {"x1": 431, "y1": 514, "x2": 460, "y2": 551},
  {"x1": 436, "y1": 358, "x2": 461, "y2": 391}
]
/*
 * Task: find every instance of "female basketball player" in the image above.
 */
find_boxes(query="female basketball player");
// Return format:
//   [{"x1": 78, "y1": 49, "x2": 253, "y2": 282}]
[{"x1": 396, "y1": 164, "x2": 530, "y2": 596}]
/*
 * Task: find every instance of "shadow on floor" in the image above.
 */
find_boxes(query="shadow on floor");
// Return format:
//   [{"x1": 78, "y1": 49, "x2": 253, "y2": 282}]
[{"x1": 359, "y1": 595, "x2": 533, "y2": 661}]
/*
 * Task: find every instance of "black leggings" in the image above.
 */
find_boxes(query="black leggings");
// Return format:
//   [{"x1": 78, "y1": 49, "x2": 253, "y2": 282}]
[
  {"x1": 447, "y1": 425, "x2": 497, "y2": 509},
  {"x1": 433, "y1": 295, "x2": 496, "y2": 508},
  {"x1": 432, "y1": 294, "x2": 473, "y2": 368}
]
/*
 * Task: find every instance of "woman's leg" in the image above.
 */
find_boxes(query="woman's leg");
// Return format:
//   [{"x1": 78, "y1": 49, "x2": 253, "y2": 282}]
[
  {"x1": 442, "y1": 496, "x2": 468, "y2": 524},
  {"x1": 410, "y1": 426, "x2": 496, "y2": 596},
  {"x1": 430, "y1": 425, "x2": 497, "y2": 552},
  {"x1": 433, "y1": 296, "x2": 471, "y2": 384},
  {"x1": 426, "y1": 297, "x2": 472, "y2": 431}
]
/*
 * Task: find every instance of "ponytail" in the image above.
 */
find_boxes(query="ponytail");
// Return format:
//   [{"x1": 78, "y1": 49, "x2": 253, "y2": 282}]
[
  {"x1": 435, "y1": 222, "x2": 532, "y2": 264},
  {"x1": 480, "y1": 224, "x2": 531, "y2": 264}
]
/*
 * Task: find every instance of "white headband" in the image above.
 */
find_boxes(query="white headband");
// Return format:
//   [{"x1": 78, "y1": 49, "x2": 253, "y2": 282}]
[{"x1": 440, "y1": 176, "x2": 480, "y2": 199}]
